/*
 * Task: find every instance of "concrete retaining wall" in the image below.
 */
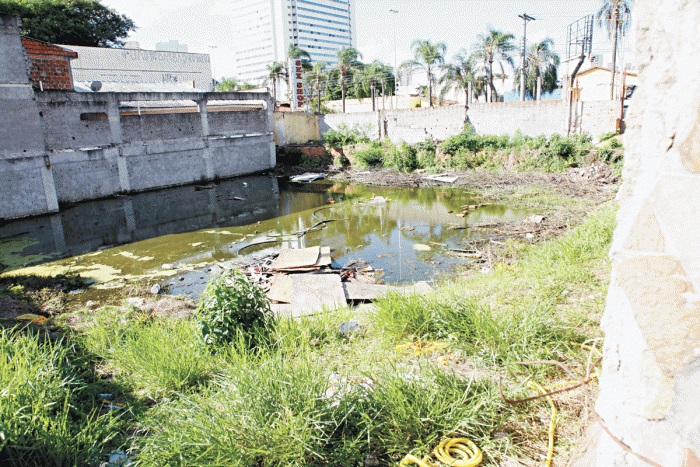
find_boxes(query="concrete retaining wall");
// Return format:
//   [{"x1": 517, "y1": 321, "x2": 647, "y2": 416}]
[
  {"x1": 0, "y1": 15, "x2": 276, "y2": 220},
  {"x1": 317, "y1": 100, "x2": 618, "y2": 143},
  {"x1": 274, "y1": 112, "x2": 321, "y2": 146},
  {"x1": 591, "y1": 0, "x2": 700, "y2": 465}
]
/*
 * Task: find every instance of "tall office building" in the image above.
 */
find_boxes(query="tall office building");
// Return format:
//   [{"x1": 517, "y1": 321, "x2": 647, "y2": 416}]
[{"x1": 230, "y1": 0, "x2": 356, "y2": 85}]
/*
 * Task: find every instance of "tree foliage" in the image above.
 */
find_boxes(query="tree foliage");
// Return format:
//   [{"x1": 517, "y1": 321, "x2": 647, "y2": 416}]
[
  {"x1": 3, "y1": 0, "x2": 136, "y2": 47},
  {"x1": 334, "y1": 46, "x2": 362, "y2": 113},
  {"x1": 215, "y1": 77, "x2": 255, "y2": 92},
  {"x1": 514, "y1": 39, "x2": 560, "y2": 100},
  {"x1": 472, "y1": 29, "x2": 515, "y2": 102},
  {"x1": 439, "y1": 51, "x2": 485, "y2": 105},
  {"x1": 400, "y1": 39, "x2": 447, "y2": 107}
]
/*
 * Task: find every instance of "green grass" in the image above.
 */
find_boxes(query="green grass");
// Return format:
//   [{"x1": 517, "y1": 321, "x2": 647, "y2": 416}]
[
  {"x1": 373, "y1": 203, "x2": 615, "y2": 367},
  {"x1": 1, "y1": 203, "x2": 616, "y2": 465},
  {"x1": 76, "y1": 308, "x2": 217, "y2": 400},
  {"x1": 0, "y1": 329, "x2": 122, "y2": 467}
]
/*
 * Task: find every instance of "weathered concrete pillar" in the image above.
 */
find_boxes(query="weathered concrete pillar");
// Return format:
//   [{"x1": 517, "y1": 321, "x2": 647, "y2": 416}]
[
  {"x1": 197, "y1": 98, "x2": 210, "y2": 137},
  {"x1": 106, "y1": 95, "x2": 123, "y2": 144},
  {"x1": 593, "y1": 1, "x2": 700, "y2": 465}
]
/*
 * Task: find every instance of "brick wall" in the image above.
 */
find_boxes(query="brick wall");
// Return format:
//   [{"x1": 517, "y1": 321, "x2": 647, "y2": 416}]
[{"x1": 21, "y1": 37, "x2": 77, "y2": 91}]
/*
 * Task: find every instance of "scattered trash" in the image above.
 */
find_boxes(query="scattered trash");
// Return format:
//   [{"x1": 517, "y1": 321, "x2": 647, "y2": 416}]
[
  {"x1": 15, "y1": 314, "x2": 48, "y2": 325},
  {"x1": 161, "y1": 263, "x2": 175, "y2": 270},
  {"x1": 525, "y1": 214, "x2": 546, "y2": 224},
  {"x1": 106, "y1": 449, "x2": 132, "y2": 466},
  {"x1": 190, "y1": 242, "x2": 205, "y2": 247},
  {"x1": 400, "y1": 225, "x2": 416, "y2": 231},
  {"x1": 422, "y1": 173, "x2": 459, "y2": 184},
  {"x1": 364, "y1": 453, "x2": 380, "y2": 466},
  {"x1": 413, "y1": 244, "x2": 431, "y2": 251},
  {"x1": 290, "y1": 172, "x2": 326, "y2": 183},
  {"x1": 150, "y1": 284, "x2": 161, "y2": 295},
  {"x1": 86, "y1": 300, "x2": 98, "y2": 310},
  {"x1": 525, "y1": 233, "x2": 535, "y2": 240},
  {"x1": 339, "y1": 320, "x2": 362, "y2": 335}
]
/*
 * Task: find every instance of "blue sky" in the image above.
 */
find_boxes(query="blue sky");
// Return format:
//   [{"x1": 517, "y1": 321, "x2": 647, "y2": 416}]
[{"x1": 103, "y1": 0, "x2": 633, "y2": 79}]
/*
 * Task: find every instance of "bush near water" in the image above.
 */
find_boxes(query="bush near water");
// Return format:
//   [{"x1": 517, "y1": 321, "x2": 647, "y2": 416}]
[{"x1": 322, "y1": 123, "x2": 623, "y2": 172}]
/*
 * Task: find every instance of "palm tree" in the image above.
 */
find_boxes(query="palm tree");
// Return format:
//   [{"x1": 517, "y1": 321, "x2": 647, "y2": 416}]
[
  {"x1": 473, "y1": 29, "x2": 515, "y2": 103},
  {"x1": 264, "y1": 61, "x2": 287, "y2": 108},
  {"x1": 597, "y1": 0, "x2": 634, "y2": 100},
  {"x1": 400, "y1": 39, "x2": 447, "y2": 107},
  {"x1": 287, "y1": 44, "x2": 312, "y2": 71},
  {"x1": 354, "y1": 61, "x2": 391, "y2": 112},
  {"x1": 335, "y1": 46, "x2": 362, "y2": 113},
  {"x1": 305, "y1": 61, "x2": 328, "y2": 113},
  {"x1": 514, "y1": 39, "x2": 560, "y2": 100},
  {"x1": 439, "y1": 51, "x2": 482, "y2": 122}
]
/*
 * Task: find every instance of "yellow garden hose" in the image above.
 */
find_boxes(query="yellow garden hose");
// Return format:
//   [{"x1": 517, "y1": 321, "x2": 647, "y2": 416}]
[
  {"x1": 400, "y1": 438, "x2": 482, "y2": 467},
  {"x1": 529, "y1": 381, "x2": 557, "y2": 467}
]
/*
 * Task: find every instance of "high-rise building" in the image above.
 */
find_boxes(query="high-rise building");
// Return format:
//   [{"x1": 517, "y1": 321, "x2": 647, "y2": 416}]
[{"x1": 230, "y1": 0, "x2": 356, "y2": 85}]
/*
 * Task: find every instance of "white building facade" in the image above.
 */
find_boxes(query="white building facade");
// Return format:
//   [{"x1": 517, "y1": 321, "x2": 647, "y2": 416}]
[{"x1": 230, "y1": 0, "x2": 356, "y2": 85}]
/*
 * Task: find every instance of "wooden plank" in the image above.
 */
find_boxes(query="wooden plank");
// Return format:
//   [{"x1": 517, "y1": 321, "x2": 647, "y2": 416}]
[
  {"x1": 315, "y1": 246, "x2": 332, "y2": 267},
  {"x1": 267, "y1": 274, "x2": 294, "y2": 303},
  {"x1": 270, "y1": 246, "x2": 320, "y2": 271},
  {"x1": 343, "y1": 281, "x2": 390, "y2": 301},
  {"x1": 268, "y1": 274, "x2": 347, "y2": 317}
]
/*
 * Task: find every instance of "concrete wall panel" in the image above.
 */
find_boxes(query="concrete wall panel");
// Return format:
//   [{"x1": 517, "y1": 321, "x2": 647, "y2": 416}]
[
  {"x1": 121, "y1": 112, "x2": 201, "y2": 142},
  {"x1": 50, "y1": 149, "x2": 121, "y2": 203}
]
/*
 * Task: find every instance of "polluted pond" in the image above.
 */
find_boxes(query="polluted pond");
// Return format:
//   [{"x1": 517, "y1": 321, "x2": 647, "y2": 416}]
[
  {"x1": 0, "y1": 169, "x2": 618, "y2": 466},
  {"x1": 0, "y1": 174, "x2": 533, "y2": 309}
]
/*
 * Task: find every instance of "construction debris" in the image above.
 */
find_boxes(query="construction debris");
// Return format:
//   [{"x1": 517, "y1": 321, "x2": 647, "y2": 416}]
[
  {"x1": 268, "y1": 273, "x2": 347, "y2": 317},
  {"x1": 270, "y1": 246, "x2": 331, "y2": 272},
  {"x1": 423, "y1": 173, "x2": 459, "y2": 184},
  {"x1": 290, "y1": 172, "x2": 326, "y2": 183}
]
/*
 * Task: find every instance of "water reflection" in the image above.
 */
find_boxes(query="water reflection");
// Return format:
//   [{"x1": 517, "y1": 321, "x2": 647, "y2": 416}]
[{"x1": 0, "y1": 177, "x2": 529, "y2": 286}]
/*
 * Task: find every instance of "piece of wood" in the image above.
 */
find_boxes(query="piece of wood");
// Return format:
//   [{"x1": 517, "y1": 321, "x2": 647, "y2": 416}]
[
  {"x1": 267, "y1": 274, "x2": 294, "y2": 303},
  {"x1": 270, "y1": 246, "x2": 321, "y2": 271},
  {"x1": 315, "y1": 246, "x2": 332, "y2": 267},
  {"x1": 343, "y1": 281, "x2": 390, "y2": 301},
  {"x1": 269, "y1": 273, "x2": 347, "y2": 317}
]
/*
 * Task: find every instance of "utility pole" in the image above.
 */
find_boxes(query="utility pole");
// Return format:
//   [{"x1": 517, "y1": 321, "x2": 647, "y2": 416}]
[
  {"x1": 389, "y1": 8, "x2": 399, "y2": 109},
  {"x1": 518, "y1": 14, "x2": 535, "y2": 102}
]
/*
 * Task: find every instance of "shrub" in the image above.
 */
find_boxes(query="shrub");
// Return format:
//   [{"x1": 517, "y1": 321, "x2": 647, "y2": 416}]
[
  {"x1": 197, "y1": 270, "x2": 273, "y2": 347},
  {"x1": 384, "y1": 142, "x2": 418, "y2": 172},
  {"x1": 415, "y1": 139, "x2": 437, "y2": 168},
  {"x1": 351, "y1": 142, "x2": 385, "y2": 168},
  {"x1": 322, "y1": 123, "x2": 370, "y2": 146}
]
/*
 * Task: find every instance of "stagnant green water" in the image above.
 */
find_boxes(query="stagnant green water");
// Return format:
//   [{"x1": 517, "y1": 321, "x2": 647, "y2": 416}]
[{"x1": 0, "y1": 174, "x2": 528, "y2": 300}]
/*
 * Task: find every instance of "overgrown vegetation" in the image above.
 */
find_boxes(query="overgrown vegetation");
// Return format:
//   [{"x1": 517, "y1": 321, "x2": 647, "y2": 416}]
[
  {"x1": 0, "y1": 202, "x2": 615, "y2": 465},
  {"x1": 197, "y1": 269, "x2": 273, "y2": 347},
  {"x1": 322, "y1": 125, "x2": 623, "y2": 173}
]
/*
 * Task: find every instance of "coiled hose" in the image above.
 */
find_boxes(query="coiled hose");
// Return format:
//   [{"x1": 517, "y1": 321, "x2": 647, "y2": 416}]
[{"x1": 399, "y1": 438, "x2": 482, "y2": 467}]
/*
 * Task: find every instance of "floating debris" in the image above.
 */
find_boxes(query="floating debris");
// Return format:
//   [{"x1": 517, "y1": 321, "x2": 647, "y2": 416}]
[{"x1": 290, "y1": 173, "x2": 326, "y2": 183}]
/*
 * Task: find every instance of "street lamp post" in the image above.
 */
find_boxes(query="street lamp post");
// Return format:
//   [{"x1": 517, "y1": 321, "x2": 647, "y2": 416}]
[{"x1": 389, "y1": 8, "x2": 399, "y2": 109}]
